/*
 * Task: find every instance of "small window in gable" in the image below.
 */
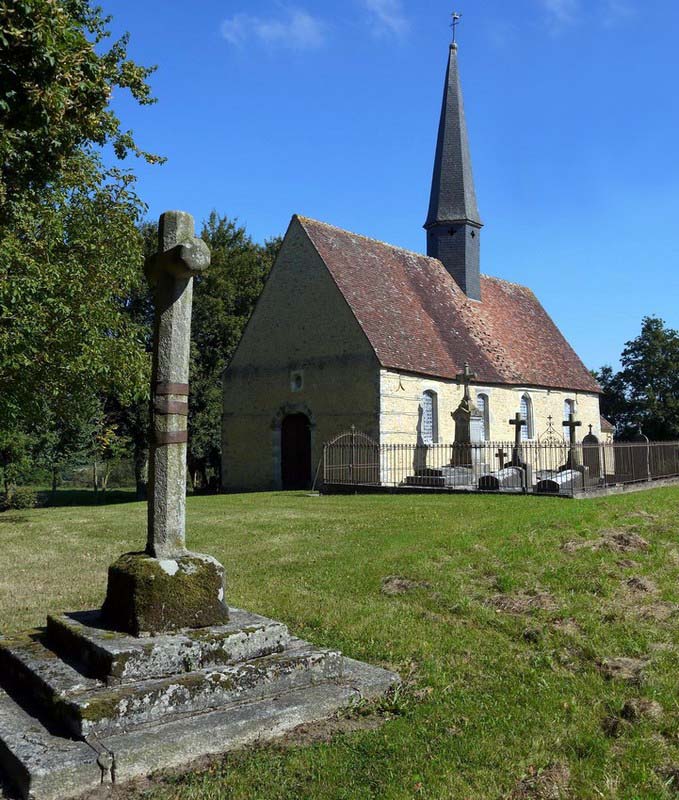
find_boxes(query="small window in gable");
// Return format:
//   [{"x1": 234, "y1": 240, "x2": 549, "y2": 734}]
[
  {"x1": 520, "y1": 394, "x2": 534, "y2": 441},
  {"x1": 420, "y1": 391, "x2": 438, "y2": 445}
]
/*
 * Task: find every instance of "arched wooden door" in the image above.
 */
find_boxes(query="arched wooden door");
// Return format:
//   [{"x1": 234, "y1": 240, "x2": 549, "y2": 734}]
[{"x1": 281, "y1": 413, "x2": 311, "y2": 490}]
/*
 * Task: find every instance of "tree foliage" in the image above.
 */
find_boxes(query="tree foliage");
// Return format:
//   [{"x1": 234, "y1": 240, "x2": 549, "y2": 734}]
[
  {"x1": 595, "y1": 316, "x2": 679, "y2": 440},
  {"x1": 0, "y1": 1, "x2": 158, "y2": 497},
  {"x1": 0, "y1": 0, "x2": 162, "y2": 216}
]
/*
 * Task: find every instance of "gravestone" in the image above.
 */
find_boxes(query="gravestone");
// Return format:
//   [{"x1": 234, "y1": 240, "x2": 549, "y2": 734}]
[
  {"x1": 582, "y1": 425, "x2": 602, "y2": 481},
  {"x1": 536, "y1": 469, "x2": 584, "y2": 495},
  {"x1": 478, "y1": 467, "x2": 524, "y2": 492},
  {"x1": 441, "y1": 465, "x2": 475, "y2": 487},
  {"x1": 0, "y1": 212, "x2": 398, "y2": 800}
]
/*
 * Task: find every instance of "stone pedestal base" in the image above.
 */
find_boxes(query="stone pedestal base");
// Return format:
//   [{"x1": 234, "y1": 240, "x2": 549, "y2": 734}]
[
  {"x1": 0, "y1": 608, "x2": 398, "y2": 800},
  {"x1": 102, "y1": 552, "x2": 229, "y2": 636}
]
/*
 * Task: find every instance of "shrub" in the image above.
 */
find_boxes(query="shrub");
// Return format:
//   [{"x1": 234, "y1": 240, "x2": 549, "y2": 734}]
[{"x1": 1, "y1": 487, "x2": 38, "y2": 511}]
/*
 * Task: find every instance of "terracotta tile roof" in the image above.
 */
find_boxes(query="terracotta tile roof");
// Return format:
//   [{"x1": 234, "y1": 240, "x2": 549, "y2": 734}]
[
  {"x1": 600, "y1": 415, "x2": 615, "y2": 432},
  {"x1": 298, "y1": 216, "x2": 601, "y2": 394}
]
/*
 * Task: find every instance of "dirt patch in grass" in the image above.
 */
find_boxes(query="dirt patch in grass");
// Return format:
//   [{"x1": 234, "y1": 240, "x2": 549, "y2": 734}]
[
  {"x1": 657, "y1": 766, "x2": 679, "y2": 794},
  {"x1": 563, "y1": 529, "x2": 649, "y2": 554},
  {"x1": 629, "y1": 511, "x2": 660, "y2": 522},
  {"x1": 603, "y1": 698, "x2": 663, "y2": 737},
  {"x1": 510, "y1": 762, "x2": 571, "y2": 799},
  {"x1": 551, "y1": 618, "x2": 581, "y2": 636},
  {"x1": 278, "y1": 714, "x2": 386, "y2": 747},
  {"x1": 625, "y1": 576, "x2": 659, "y2": 594},
  {"x1": 597, "y1": 656, "x2": 649, "y2": 684},
  {"x1": 381, "y1": 576, "x2": 431, "y2": 596},
  {"x1": 487, "y1": 592, "x2": 558, "y2": 615}
]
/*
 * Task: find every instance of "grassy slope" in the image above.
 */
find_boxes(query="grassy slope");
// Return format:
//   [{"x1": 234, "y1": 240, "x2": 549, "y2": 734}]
[{"x1": 1, "y1": 489, "x2": 678, "y2": 799}]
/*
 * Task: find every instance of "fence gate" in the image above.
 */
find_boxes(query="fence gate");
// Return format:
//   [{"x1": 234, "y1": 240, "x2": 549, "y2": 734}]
[{"x1": 323, "y1": 428, "x2": 380, "y2": 486}]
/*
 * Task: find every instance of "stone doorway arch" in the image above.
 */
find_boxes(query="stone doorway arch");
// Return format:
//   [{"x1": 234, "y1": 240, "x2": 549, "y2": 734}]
[{"x1": 272, "y1": 403, "x2": 316, "y2": 490}]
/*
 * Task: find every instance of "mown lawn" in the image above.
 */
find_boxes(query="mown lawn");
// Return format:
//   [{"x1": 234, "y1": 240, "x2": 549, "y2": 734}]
[{"x1": 1, "y1": 489, "x2": 679, "y2": 799}]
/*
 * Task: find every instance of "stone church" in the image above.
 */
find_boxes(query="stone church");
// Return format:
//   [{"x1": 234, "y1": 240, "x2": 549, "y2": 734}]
[{"x1": 221, "y1": 39, "x2": 602, "y2": 492}]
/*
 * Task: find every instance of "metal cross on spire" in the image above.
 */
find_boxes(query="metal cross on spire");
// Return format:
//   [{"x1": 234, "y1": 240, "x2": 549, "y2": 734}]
[{"x1": 451, "y1": 11, "x2": 462, "y2": 43}]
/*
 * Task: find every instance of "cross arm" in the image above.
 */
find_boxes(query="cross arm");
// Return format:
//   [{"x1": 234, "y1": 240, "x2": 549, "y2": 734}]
[{"x1": 145, "y1": 239, "x2": 210, "y2": 282}]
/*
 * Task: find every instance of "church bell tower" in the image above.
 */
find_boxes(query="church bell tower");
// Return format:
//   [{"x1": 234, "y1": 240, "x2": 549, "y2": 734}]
[{"x1": 424, "y1": 34, "x2": 483, "y2": 301}]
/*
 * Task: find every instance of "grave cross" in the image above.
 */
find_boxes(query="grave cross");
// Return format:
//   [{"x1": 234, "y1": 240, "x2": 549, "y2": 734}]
[
  {"x1": 562, "y1": 413, "x2": 582, "y2": 444},
  {"x1": 495, "y1": 447, "x2": 508, "y2": 469},
  {"x1": 509, "y1": 412, "x2": 527, "y2": 467},
  {"x1": 145, "y1": 211, "x2": 210, "y2": 560},
  {"x1": 509, "y1": 412, "x2": 526, "y2": 447},
  {"x1": 455, "y1": 362, "x2": 476, "y2": 404}
]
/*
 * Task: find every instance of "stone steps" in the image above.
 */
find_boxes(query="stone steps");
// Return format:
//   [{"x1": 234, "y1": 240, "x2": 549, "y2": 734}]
[
  {"x1": 0, "y1": 656, "x2": 397, "y2": 800},
  {"x1": 0, "y1": 632, "x2": 342, "y2": 739},
  {"x1": 45, "y1": 608, "x2": 289, "y2": 684},
  {"x1": 64, "y1": 639, "x2": 343, "y2": 737}
]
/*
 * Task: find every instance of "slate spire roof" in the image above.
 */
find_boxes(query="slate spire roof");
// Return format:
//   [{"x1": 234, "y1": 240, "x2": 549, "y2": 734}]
[
  {"x1": 425, "y1": 43, "x2": 482, "y2": 229},
  {"x1": 297, "y1": 216, "x2": 601, "y2": 395}
]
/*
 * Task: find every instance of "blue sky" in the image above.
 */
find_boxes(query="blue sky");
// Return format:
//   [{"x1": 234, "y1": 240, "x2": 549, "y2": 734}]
[{"x1": 102, "y1": 0, "x2": 679, "y2": 372}]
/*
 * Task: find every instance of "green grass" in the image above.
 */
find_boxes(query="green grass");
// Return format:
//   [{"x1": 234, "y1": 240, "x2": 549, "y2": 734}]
[{"x1": 1, "y1": 489, "x2": 679, "y2": 799}]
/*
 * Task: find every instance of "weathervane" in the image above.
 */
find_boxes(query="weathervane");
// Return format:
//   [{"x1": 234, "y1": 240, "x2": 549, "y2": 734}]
[{"x1": 451, "y1": 11, "x2": 462, "y2": 43}]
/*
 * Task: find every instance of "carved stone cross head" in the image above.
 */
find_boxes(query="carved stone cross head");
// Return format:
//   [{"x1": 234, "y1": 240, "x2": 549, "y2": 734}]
[{"x1": 146, "y1": 211, "x2": 210, "y2": 283}]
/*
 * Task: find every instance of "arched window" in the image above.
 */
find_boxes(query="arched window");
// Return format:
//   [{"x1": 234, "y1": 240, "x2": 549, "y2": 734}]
[
  {"x1": 563, "y1": 399, "x2": 575, "y2": 442},
  {"x1": 520, "y1": 394, "x2": 533, "y2": 441},
  {"x1": 420, "y1": 391, "x2": 438, "y2": 445},
  {"x1": 475, "y1": 393, "x2": 490, "y2": 441}
]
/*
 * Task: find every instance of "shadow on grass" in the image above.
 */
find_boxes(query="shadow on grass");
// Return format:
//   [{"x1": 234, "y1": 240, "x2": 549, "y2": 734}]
[{"x1": 37, "y1": 488, "x2": 141, "y2": 508}]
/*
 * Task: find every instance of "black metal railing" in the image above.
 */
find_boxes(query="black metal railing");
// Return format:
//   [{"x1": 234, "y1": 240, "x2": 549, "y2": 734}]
[{"x1": 322, "y1": 435, "x2": 679, "y2": 496}]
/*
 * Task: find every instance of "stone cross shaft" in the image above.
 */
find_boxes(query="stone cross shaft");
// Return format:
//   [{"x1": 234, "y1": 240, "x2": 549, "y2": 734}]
[{"x1": 145, "y1": 212, "x2": 210, "y2": 559}]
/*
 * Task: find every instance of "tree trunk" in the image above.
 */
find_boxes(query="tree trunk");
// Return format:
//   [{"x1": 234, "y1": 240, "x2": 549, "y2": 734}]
[
  {"x1": 92, "y1": 461, "x2": 99, "y2": 495},
  {"x1": 134, "y1": 443, "x2": 148, "y2": 500},
  {"x1": 51, "y1": 466, "x2": 59, "y2": 501}
]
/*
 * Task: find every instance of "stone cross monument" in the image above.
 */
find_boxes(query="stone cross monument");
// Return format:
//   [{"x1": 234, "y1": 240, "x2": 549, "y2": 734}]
[
  {"x1": 145, "y1": 211, "x2": 209, "y2": 559},
  {"x1": 451, "y1": 362, "x2": 483, "y2": 466},
  {"x1": 103, "y1": 211, "x2": 229, "y2": 635}
]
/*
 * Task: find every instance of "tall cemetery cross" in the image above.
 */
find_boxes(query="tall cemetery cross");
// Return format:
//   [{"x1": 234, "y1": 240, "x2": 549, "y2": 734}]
[
  {"x1": 456, "y1": 362, "x2": 476, "y2": 404},
  {"x1": 102, "y1": 211, "x2": 229, "y2": 635},
  {"x1": 563, "y1": 412, "x2": 582, "y2": 469},
  {"x1": 562, "y1": 413, "x2": 582, "y2": 446},
  {"x1": 509, "y1": 412, "x2": 526, "y2": 467},
  {"x1": 451, "y1": 362, "x2": 479, "y2": 466}
]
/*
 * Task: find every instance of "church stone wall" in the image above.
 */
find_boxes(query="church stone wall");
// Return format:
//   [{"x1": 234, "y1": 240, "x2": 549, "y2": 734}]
[
  {"x1": 222, "y1": 219, "x2": 380, "y2": 492},
  {"x1": 380, "y1": 369, "x2": 602, "y2": 444}
]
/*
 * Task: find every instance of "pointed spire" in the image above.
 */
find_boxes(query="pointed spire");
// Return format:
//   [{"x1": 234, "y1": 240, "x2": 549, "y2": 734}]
[
  {"x1": 425, "y1": 41, "x2": 481, "y2": 229},
  {"x1": 424, "y1": 33, "x2": 483, "y2": 300}
]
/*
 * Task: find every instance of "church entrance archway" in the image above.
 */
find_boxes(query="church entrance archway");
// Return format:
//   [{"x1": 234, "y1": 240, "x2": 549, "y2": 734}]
[{"x1": 281, "y1": 413, "x2": 312, "y2": 490}]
